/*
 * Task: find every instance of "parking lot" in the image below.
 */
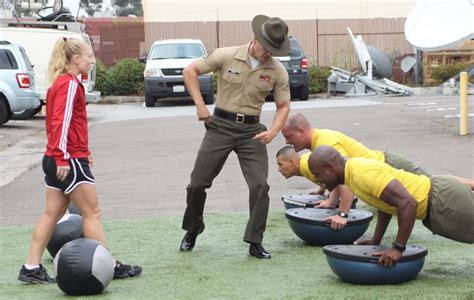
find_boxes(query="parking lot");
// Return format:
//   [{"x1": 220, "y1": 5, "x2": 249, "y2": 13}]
[{"x1": 1, "y1": 94, "x2": 473, "y2": 227}]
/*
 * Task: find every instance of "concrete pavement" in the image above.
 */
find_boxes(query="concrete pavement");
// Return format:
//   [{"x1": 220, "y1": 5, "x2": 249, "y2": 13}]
[{"x1": 0, "y1": 95, "x2": 473, "y2": 227}]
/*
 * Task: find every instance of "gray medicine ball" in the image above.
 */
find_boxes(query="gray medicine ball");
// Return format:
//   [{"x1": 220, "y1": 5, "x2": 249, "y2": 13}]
[
  {"x1": 47, "y1": 214, "x2": 83, "y2": 258},
  {"x1": 67, "y1": 202, "x2": 81, "y2": 215},
  {"x1": 53, "y1": 238, "x2": 114, "y2": 296}
]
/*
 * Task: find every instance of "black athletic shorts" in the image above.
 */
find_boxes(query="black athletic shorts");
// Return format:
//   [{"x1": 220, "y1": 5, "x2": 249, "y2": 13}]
[{"x1": 42, "y1": 156, "x2": 96, "y2": 194}]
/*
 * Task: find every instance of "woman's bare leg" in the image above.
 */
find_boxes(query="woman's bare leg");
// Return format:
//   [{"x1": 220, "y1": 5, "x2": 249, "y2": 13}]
[
  {"x1": 68, "y1": 183, "x2": 108, "y2": 247},
  {"x1": 25, "y1": 188, "x2": 69, "y2": 265}
]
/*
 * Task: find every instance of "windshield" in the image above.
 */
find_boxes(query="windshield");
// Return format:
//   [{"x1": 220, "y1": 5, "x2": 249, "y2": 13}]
[
  {"x1": 149, "y1": 43, "x2": 206, "y2": 60},
  {"x1": 288, "y1": 39, "x2": 302, "y2": 56}
]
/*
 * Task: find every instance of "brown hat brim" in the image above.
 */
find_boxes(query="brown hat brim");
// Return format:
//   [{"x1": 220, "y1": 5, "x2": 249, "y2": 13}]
[{"x1": 252, "y1": 15, "x2": 290, "y2": 56}]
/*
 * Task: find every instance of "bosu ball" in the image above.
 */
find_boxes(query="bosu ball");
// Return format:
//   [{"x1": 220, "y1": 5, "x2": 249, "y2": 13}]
[
  {"x1": 281, "y1": 194, "x2": 327, "y2": 209},
  {"x1": 323, "y1": 244, "x2": 428, "y2": 284},
  {"x1": 47, "y1": 214, "x2": 83, "y2": 258},
  {"x1": 53, "y1": 238, "x2": 114, "y2": 295},
  {"x1": 285, "y1": 208, "x2": 373, "y2": 246}
]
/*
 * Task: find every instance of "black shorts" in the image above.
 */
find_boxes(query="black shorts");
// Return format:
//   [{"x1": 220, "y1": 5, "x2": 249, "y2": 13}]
[{"x1": 42, "y1": 156, "x2": 96, "y2": 194}]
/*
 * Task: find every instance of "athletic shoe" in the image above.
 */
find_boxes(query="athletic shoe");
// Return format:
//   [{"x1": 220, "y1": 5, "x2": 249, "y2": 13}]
[
  {"x1": 113, "y1": 261, "x2": 142, "y2": 279},
  {"x1": 18, "y1": 264, "x2": 56, "y2": 284}
]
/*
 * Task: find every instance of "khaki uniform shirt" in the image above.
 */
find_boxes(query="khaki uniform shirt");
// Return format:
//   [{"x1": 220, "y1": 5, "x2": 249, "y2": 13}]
[{"x1": 194, "y1": 42, "x2": 290, "y2": 116}]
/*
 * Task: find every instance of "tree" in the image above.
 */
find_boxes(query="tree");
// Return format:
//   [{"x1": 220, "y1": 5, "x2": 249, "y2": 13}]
[{"x1": 113, "y1": 0, "x2": 142, "y2": 16}]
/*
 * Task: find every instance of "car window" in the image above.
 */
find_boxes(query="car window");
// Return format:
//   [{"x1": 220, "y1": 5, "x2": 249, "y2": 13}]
[
  {"x1": 0, "y1": 49, "x2": 19, "y2": 69},
  {"x1": 19, "y1": 47, "x2": 33, "y2": 71},
  {"x1": 150, "y1": 43, "x2": 205, "y2": 60},
  {"x1": 288, "y1": 39, "x2": 302, "y2": 56}
]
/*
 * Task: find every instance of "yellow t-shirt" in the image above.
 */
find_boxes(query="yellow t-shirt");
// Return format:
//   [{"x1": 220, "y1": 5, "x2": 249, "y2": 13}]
[
  {"x1": 344, "y1": 157, "x2": 430, "y2": 219},
  {"x1": 299, "y1": 152, "x2": 324, "y2": 186},
  {"x1": 311, "y1": 129, "x2": 385, "y2": 161}
]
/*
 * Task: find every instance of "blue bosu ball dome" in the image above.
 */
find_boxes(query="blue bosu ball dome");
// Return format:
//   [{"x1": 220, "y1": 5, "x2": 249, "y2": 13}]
[
  {"x1": 323, "y1": 244, "x2": 428, "y2": 284},
  {"x1": 281, "y1": 194, "x2": 327, "y2": 210},
  {"x1": 285, "y1": 208, "x2": 373, "y2": 246}
]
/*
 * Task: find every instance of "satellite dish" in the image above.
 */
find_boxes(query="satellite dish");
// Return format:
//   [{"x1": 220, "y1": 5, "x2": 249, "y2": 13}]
[
  {"x1": 347, "y1": 27, "x2": 372, "y2": 78},
  {"x1": 401, "y1": 56, "x2": 417, "y2": 73},
  {"x1": 405, "y1": 0, "x2": 474, "y2": 51},
  {"x1": 347, "y1": 27, "x2": 393, "y2": 79},
  {"x1": 367, "y1": 46, "x2": 393, "y2": 79}
]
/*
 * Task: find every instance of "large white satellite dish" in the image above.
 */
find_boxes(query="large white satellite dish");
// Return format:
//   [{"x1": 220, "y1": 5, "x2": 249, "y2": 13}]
[
  {"x1": 347, "y1": 27, "x2": 373, "y2": 79},
  {"x1": 405, "y1": 0, "x2": 474, "y2": 51},
  {"x1": 347, "y1": 27, "x2": 393, "y2": 79}
]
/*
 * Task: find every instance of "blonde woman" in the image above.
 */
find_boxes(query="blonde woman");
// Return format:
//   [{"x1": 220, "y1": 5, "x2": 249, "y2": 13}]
[{"x1": 18, "y1": 37, "x2": 141, "y2": 284}]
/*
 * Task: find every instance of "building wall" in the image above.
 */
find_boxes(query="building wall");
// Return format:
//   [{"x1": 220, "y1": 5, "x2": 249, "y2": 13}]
[
  {"x1": 83, "y1": 17, "x2": 145, "y2": 67},
  {"x1": 144, "y1": 18, "x2": 413, "y2": 68},
  {"x1": 143, "y1": 0, "x2": 416, "y2": 22},
  {"x1": 143, "y1": 1, "x2": 416, "y2": 69}
]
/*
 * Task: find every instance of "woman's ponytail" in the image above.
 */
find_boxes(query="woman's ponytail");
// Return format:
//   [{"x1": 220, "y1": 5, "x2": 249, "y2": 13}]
[{"x1": 47, "y1": 37, "x2": 87, "y2": 86}]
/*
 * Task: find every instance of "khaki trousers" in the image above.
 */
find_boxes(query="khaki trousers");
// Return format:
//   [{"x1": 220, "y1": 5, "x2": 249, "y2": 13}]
[
  {"x1": 384, "y1": 151, "x2": 429, "y2": 176},
  {"x1": 182, "y1": 116, "x2": 269, "y2": 244},
  {"x1": 423, "y1": 175, "x2": 474, "y2": 243}
]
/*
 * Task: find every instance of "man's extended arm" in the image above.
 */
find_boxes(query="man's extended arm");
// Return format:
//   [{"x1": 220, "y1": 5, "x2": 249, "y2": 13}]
[
  {"x1": 372, "y1": 179, "x2": 418, "y2": 267},
  {"x1": 254, "y1": 99, "x2": 290, "y2": 144},
  {"x1": 183, "y1": 63, "x2": 211, "y2": 122}
]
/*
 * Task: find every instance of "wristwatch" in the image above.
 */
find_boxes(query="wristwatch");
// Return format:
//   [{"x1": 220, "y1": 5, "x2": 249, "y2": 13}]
[
  {"x1": 392, "y1": 242, "x2": 406, "y2": 252},
  {"x1": 336, "y1": 210, "x2": 348, "y2": 218}
]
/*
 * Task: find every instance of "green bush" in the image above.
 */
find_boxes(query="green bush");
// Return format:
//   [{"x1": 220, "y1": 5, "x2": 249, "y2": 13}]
[
  {"x1": 94, "y1": 59, "x2": 110, "y2": 96},
  {"x1": 212, "y1": 71, "x2": 219, "y2": 94},
  {"x1": 431, "y1": 61, "x2": 471, "y2": 84},
  {"x1": 106, "y1": 58, "x2": 145, "y2": 96},
  {"x1": 308, "y1": 65, "x2": 331, "y2": 94}
]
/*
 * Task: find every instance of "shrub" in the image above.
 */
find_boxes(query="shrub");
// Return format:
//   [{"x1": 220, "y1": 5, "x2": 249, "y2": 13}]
[
  {"x1": 212, "y1": 71, "x2": 219, "y2": 93},
  {"x1": 431, "y1": 61, "x2": 471, "y2": 84},
  {"x1": 308, "y1": 65, "x2": 331, "y2": 93},
  {"x1": 94, "y1": 59, "x2": 109, "y2": 96},
  {"x1": 106, "y1": 58, "x2": 145, "y2": 96}
]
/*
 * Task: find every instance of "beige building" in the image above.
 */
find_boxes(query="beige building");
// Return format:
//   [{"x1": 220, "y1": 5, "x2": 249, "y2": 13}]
[{"x1": 143, "y1": 0, "x2": 417, "y2": 68}]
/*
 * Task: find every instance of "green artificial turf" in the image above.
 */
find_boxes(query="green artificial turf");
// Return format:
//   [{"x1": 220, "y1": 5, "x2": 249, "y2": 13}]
[{"x1": 1, "y1": 207, "x2": 473, "y2": 299}]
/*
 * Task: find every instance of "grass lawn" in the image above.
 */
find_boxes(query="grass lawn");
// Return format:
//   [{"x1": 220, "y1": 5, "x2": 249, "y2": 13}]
[{"x1": 1, "y1": 207, "x2": 474, "y2": 299}]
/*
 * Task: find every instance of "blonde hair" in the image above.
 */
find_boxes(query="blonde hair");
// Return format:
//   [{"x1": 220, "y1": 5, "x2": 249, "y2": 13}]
[{"x1": 48, "y1": 37, "x2": 88, "y2": 86}]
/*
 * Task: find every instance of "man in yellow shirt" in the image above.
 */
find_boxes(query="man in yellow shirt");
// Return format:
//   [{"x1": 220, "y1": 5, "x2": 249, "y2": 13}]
[
  {"x1": 281, "y1": 113, "x2": 428, "y2": 230},
  {"x1": 308, "y1": 145, "x2": 474, "y2": 267},
  {"x1": 276, "y1": 145, "x2": 357, "y2": 208}
]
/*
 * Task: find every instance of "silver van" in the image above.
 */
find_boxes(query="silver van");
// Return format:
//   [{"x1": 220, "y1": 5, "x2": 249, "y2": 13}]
[{"x1": 0, "y1": 41, "x2": 41, "y2": 125}]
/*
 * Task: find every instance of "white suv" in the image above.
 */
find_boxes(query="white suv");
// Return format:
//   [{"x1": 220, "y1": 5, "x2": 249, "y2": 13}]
[{"x1": 143, "y1": 39, "x2": 214, "y2": 107}]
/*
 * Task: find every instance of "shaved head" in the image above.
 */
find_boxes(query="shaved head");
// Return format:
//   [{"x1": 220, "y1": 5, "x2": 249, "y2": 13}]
[
  {"x1": 309, "y1": 145, "x2": 342, "y2": 167},
  {"x1": 281, "y1": 113, "x2": 313, "y2": 152},
  {"x1": 275, "y1": 145, "x2": 298, "y2": 161},
  {"x1": 276, "y1": 146, "x2": 300, "y2": 178},
  {"x1": 284, "y1": 113, "x2": 312, "y2": 131},
  {"x1": 308, "y1": 145, "x2": 345, "y2": 191}
]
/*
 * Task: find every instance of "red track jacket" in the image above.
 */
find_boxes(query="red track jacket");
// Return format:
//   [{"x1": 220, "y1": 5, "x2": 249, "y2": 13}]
[{"x1": 45, "y1": 73, "x2": 90, "y2": 167}]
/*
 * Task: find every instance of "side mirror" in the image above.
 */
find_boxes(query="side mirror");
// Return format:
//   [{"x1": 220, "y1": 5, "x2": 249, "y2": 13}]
[{"x1": 138, "y1": 56, "x2": 147, "y2": 63}]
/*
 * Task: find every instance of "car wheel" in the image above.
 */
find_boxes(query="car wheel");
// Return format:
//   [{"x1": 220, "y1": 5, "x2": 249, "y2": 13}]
[
  {"x1": 11, "y1": 103, "x2": 43, "y2": 120},
  {"x1": 290, "y1": 87, "x2": 300, "y2": 101},
  {"x1": 203, "y1": 93, "x2": 214, "y2": 104},
  {"x1": 299, "y1": 85, "x2": 309, "y2": 101},
  {"x1": 145, "y1": 91, "x2": 156, "y2": 107},
  {"x1": 0, "y1": 97, "x2": 12, "y2": 125}
]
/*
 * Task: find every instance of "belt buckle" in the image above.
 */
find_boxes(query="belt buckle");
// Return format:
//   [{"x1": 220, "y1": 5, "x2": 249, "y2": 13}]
[{"x1": 236, "y1": 113, "x2": 245, "y2": 124}]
